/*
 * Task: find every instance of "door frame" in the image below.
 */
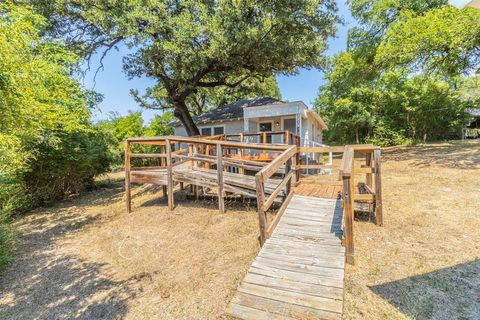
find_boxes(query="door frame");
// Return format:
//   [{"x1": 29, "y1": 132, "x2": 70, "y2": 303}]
[{"x1": 257, "y1": 120, "x2": 274, "y2": 132}]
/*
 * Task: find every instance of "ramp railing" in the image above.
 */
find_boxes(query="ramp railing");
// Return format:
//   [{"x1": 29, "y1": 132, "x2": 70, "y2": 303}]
[{"x1": 254, "y1": 145, "x2": 297, "y2": 245}]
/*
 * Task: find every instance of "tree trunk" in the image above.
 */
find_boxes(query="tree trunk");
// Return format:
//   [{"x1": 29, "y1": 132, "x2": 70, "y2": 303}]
[
  {"x1": 355, "y1": 128, "x2": 360, "y2": 144},
  {"x1": 173, "y1": 99, "x2": 200, "y2": 136}
]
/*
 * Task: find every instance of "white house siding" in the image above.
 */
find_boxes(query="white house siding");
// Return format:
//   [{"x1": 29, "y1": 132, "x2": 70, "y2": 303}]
[
  {"x1": 301, "y1": 117, "x2": 323, "y2": 146},
  {"x1": 173, "y1": 120, "x2": 244, "y2": 137},
  {"x1": 174, "y1": 126, "x2": 188, "y2": 136},
  {"x1": 243, "y1": 102, "x2": 305, "y2": 119},
  {"x1": 172, "y1": 101, "x2": 325, "y2": 146}
]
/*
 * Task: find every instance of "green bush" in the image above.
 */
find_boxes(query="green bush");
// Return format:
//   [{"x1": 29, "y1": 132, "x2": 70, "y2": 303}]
[
  {"x1": 97, "y1": 111, "x2": 174, "y2": 170},
  {"x1": 0, "y1": 3, "x2": 112, "y2": 269}
]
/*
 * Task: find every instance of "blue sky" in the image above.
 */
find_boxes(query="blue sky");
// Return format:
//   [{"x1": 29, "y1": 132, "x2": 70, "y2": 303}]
[{"x1": 84, "y1": 0, "x2": 354, "y2": 123}]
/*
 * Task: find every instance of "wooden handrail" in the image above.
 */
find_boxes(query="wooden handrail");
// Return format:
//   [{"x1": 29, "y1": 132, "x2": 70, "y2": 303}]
[
  {"x1": 262, "y1": 170, "x2": 294, "y2": 211},
  {"x1": 165, "y1": 138, "x2": 174, "y2": 210},
  {"x1": 258, "y1": 146, "x2": 297, "y2": 181},
  {"x1": 255, "y1": 145, "x2": 297, "y2": 245},
  {"x1": 226, "y1": 130, "x2": 299, "y2": 141},
  {"x1": 217, "y1": 143, "x2": 225, "y2": 214},
  {"x1": 340, "y1": 147, "x2": 354, "y2": 177},
  {"x1": 298, "y1": 146, "x2": 345, "y2": 153},
  {"x1": 125, "y1": 140, "x2": 131, "y2": 213},
  {"x1": 130, "y1": 153, "x2": 166, "y2": 158},
  {"x1": 338, "y1": 145, "x2": 383, "y2": 264},
  {"x1": 168, "y1": 136, "x2": 289, "y2": 150}
]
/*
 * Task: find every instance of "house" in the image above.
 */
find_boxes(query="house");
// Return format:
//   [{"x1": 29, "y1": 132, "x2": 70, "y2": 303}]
[
  {"x1": 465, "y1": 108, "x2": 480, "y2": 138},
  {"x1": 449, "y1": 0, "x2": 480, "y2": 9},
  {"x1": 173, "y1": 97, "x2": 327, "y2": 146}
]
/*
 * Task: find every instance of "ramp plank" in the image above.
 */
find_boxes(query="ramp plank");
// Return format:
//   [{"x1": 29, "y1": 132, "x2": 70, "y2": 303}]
[{"x1": 227, "y1": 195, "x2": 345, "y2": 320}]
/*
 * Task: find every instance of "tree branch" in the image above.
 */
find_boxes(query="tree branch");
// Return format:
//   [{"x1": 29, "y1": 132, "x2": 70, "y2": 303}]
[{"x1": 197, "y1": 75, "x2": 251, "y2": 88}]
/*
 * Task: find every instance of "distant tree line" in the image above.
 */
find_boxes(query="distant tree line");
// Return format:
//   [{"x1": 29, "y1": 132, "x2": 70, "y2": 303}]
[{"x1": 315, "y1": 0, "x2": 480, "y2": 146}]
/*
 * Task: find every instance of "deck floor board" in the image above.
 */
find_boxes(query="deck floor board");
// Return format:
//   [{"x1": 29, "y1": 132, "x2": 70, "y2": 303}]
[{"x1": 227, "y1": 195, "x2": 345, "y2": 320}]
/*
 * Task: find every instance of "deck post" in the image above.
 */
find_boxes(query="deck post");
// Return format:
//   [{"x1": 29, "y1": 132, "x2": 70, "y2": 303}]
[
  {"x1": 161, "y1": 145, "x2": 166, "y2": 167},
  {"x1": 188, "y1": 144, "x2": 194, "y2": 169},
  {"x1": 295, "y1": 135, "x2": 301, "y2": 185},
  {"x1": 125, "y1": 140, "x2": 132, "y2": 213},
  {"x1": 374, "y1": 149, "x2": 383, "y2": 226},
  {"x1": 239, "y1": 133, "x2": 245, "y2": 175},
  {"x1": 217, "y1": 143, "x2": 225, "y2": 214},
  {"x1": 192, "y1": 143, "x2": 200, "y2": 199},
  {"x1": 365, "y1": 152, "x2": 373, "y2": 188},
  {"x1": 165, "y1": 138, "x2": 174, "y2": 210},
  {"x1": 255, "y1": 174, "x2": 267, "y2": 246},
  {"x1": 285, "y1": 156, "x2": 292, "y2": 195},
  {"x1": 343, "y1": 176, "x2": 355, "y2": 264}
]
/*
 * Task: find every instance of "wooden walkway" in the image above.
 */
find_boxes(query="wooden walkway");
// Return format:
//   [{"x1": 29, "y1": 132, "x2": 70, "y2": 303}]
[
  {"x1": 294, "y1": 183, "x2": 342, "y2": 199},
  {"x1": 227, "y1": 195, "x2": 345, "y2": 320}
]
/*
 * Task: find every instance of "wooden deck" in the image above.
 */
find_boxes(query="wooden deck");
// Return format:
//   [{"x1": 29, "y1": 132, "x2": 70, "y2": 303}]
[
  {"x1": 131, "y1": 166, "x2": 284, "y2": 198},
  {"x1": 125, "y1": 136, "x2": 384, "y2": 319},
  {"x1": 294, "y1": 183, "x2": 342, "y2": 199},
  {"x1": 227, "y1": 195, "x2": 345, "y2": 320}
]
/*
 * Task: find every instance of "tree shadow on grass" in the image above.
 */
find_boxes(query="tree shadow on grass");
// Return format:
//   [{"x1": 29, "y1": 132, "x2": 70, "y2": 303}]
[
  {"x1": 370, "y1": 260, "x2": 480, "y2": 320},
  {"x1": 138, "y1": 187, "x2": 258, "y2": 213},
  {"x1": 383, "y1": 141, "x2": 480, "y2": 170},
  {"x1": 0, "y1": 184, "x2": 147, "y2": 320}
]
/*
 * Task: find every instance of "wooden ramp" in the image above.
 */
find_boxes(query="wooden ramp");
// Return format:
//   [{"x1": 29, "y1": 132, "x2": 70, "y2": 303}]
[{"x1": 227, "y1": 195, "x2": 345, "y2": 320}]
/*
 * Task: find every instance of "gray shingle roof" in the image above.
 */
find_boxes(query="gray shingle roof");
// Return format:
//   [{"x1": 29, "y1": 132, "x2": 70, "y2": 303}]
[{"x1": 173, "y1": 96, "x2": 282, "y2": 126}]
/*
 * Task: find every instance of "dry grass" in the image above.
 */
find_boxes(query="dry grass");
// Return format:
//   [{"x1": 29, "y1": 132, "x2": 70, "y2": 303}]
[
  {"x1": 0, "y1": 176, "x2": 260, "y2": 319},
  {"x1": 0, "y1": 140, "x2": 479, "y2": 319},
  {"x1": 342, "y1": 140, "x2": 480, "y2": 319}
]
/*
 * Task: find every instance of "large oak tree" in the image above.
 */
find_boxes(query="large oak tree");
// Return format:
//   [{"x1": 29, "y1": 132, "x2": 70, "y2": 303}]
[{"x1": 29, "y1": 0, "x2": 339, "y2": 135}]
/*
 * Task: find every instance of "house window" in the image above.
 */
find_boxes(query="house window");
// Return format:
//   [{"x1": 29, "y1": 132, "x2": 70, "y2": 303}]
[
  {"x1": 213, "y1": 126, "x2": 224, "y2": 135},
  {"x1": 200, "y1": 126, "x2": 224, "y2": 136},
  {"x1": 259, "y1": 122, "x2": 272, "y2": 132},
  {"x1": 259, "y1": 122, "x2": 273, "y2": 143},
  {"x1": 201, "y1": 127, "x2": 212, "y2": 136},
  {"x1": 283, "y1": 118, "x2": 296, "y2": 134}
]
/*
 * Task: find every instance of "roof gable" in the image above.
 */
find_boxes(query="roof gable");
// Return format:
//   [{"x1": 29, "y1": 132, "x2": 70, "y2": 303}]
[{"x1": 173, "y1": 96, "x2": 281, "y2": 126}]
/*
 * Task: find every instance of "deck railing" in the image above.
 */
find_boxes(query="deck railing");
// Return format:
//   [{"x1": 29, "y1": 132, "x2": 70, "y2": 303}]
[
  {"x1": 125, "y1": 134, "x2": 293, "y2": 214},
  {"x1": 299, "y1": 144, "x2": 383, "y2": 264},
  {"x1": 226, "y1": 130, "x2": 300, "y2": 145},
  {"x1": 125, "y1": 135, "x2": 382, "y2": 264},
  {"x1": 254, "y1": 145, "x2": 297, "y2": 245}
]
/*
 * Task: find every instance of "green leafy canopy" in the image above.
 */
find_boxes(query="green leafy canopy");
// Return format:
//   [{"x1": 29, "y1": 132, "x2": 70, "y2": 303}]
[{"x1": 26, "y1": 0, "x2": 340, "y2": 135}]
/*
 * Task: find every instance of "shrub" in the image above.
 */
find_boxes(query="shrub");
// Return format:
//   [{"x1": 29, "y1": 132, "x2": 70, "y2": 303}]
[{"x1": 0, "y1": 3, "x2": 112, "y2": 269}]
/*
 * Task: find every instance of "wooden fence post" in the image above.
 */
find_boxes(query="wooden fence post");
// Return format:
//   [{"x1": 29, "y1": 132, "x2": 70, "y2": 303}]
[
  {"x1": 295, "y1": 135, "x2": 301, "y2": 185},
  {"x1": 256, "y1": 174, "x2": 267, "y2": 246},
  {"x1": 343, "y1": 176, "x2": 355, "y2": 264},
  {"x1": 239, "y1": 133, "x2": 245, "y2": 175},
  {"x1": 285, "y1": 157, "x2": 292, "y2": 195},
  {"x1": 161, "y1": 145, "x2": 166, "y2": 167},
  {"x1": 365, "y1": 152, "x2": 373, "y2": 189},
  {"x1": 165, "y1": 138, "x2": 174, "y2": 210},
  {"x1": 374, "y1": 149, "x2": 383, "y2": 226},
  {"x1": 217, "y1": 143, "x2": 225, "y2": 214},
  {"x1": 125, "y1": 140, "x2": 132, "y2": 213}
]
